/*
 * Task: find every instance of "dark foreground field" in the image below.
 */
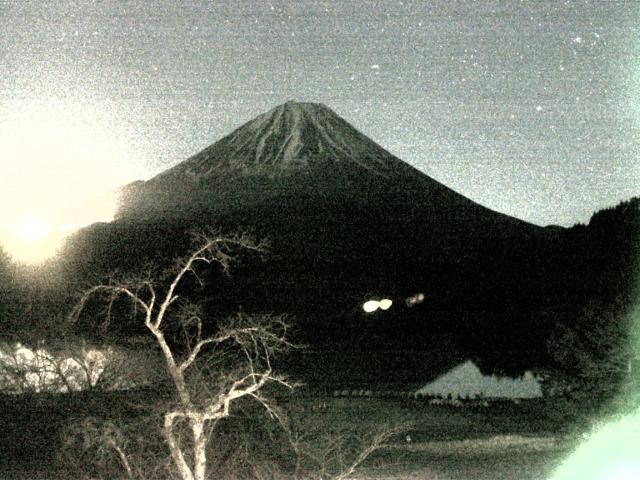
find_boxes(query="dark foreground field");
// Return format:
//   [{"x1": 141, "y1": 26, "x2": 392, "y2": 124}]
[
  {"x1": 0, "y1": 392, "x2": 574, "y2": 479},
  {"x1": 349, "y1": 435, "x2": 569, "y2": 479},
  {"x1": 286, "y1": 396, "x2": 573, "y2": 480}
]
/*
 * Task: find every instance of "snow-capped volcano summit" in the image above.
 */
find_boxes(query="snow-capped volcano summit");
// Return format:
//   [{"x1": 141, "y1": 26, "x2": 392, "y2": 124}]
[
  {"x1": 119, "y1": 100, "x2": 506, "y2": 221},
  {"x1": 157, "y1": 101, "x2": 405, "y2": 179}
]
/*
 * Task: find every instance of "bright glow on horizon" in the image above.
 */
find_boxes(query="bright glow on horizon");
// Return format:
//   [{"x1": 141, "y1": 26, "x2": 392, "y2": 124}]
[{"x1": 0, "y1": 101, "x2": 144, "y2": 263}]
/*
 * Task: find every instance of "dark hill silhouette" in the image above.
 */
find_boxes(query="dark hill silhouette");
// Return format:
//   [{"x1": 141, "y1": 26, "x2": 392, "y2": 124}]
[{"x1": 58, "y1": 102, "x2": 637, "y2": 389}]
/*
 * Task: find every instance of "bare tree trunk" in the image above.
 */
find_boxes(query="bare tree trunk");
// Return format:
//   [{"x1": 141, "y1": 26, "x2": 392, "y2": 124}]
[
  {"x1": 164, "y1": 413, "x2": 195, "y2": 480},
  {"x1": 149, "y1": 325, "x2": 192, "y2": 405},
  {"x1": 192, "y1": 418, "x2": 207, "y2": 480}
]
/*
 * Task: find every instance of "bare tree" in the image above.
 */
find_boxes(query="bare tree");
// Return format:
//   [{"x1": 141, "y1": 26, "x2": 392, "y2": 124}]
[
  {"x1": 286, "y1": 417, "x2": 412, "y2": 480},
  {"x1": 0, "y1": 337, "x2": 160, "y2": 394},
  {"x1": 70, "y1": 232, "x2": 293, "y2": 480}
]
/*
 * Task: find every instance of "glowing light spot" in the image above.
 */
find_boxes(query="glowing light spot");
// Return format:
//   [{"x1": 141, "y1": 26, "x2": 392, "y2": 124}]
[
  {"x1": 406, "y1": 293, "x2": 425, "y2": 307},
  {"x1": 363, "y1": 300, "x2": 380, "y2": 313},
  {"x1": 363, "y1": 298, "x2": 393, "y2": 313},
  {"x1": 379, "y1": 299, "x2": 393, "y2": 310},
  {"x1": 16, "y1": 217, "x2": 50, "y2": 243},
  {"x1": 550, "y1": 409, "x2": 640, "y2": 480}
]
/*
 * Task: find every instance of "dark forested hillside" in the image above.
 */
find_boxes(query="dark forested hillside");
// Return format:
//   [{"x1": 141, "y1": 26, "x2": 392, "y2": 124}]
[
  {"x1": 55, "y1": 197, "x2": 638, "y2": 392},
  {"x1": 540, "y1": 198, "x2": 640, "y2": 410}
]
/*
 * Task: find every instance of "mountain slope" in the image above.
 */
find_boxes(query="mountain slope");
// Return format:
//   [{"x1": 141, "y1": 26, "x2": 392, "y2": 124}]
[{"x1": 119, "y1": 102, "x2": 530, "y2": 232}]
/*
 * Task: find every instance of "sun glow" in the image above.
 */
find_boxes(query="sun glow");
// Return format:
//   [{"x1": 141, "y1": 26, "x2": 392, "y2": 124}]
[
  {"x1": 16, "y1": 217, "x2": 50, "y2": 243},
  {"x1": 0, "y1": 101, "x2": 143, "y2": 263}
]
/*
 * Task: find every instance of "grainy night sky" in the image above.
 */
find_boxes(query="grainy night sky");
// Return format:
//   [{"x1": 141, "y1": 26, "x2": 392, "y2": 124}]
[{"x1": 1, "y1": 0, "x2": 639, "y2": 228}]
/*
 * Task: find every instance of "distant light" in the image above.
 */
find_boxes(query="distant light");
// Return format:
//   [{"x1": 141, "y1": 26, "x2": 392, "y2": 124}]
[
  {"x1": 379, "y1": 299, "x2": 393, "y2": 310},
  {"x1": 363, "y1": 298, "x2": 393, "y2": 313},
  {"x1": 363, "y1": 300, "x2": 380, "y2": 313},
  {"x1": 406, "y1": 293, "x2": 425, "y2": 307}
]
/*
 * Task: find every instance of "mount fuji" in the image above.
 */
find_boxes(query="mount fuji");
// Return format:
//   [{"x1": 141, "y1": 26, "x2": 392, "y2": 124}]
[
  {"x1": 120, "y1": 102, "x2": 534, "y2": 232},
  {"x1": 65, "y1": 101, "x2": 563, "y2": 387}
]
